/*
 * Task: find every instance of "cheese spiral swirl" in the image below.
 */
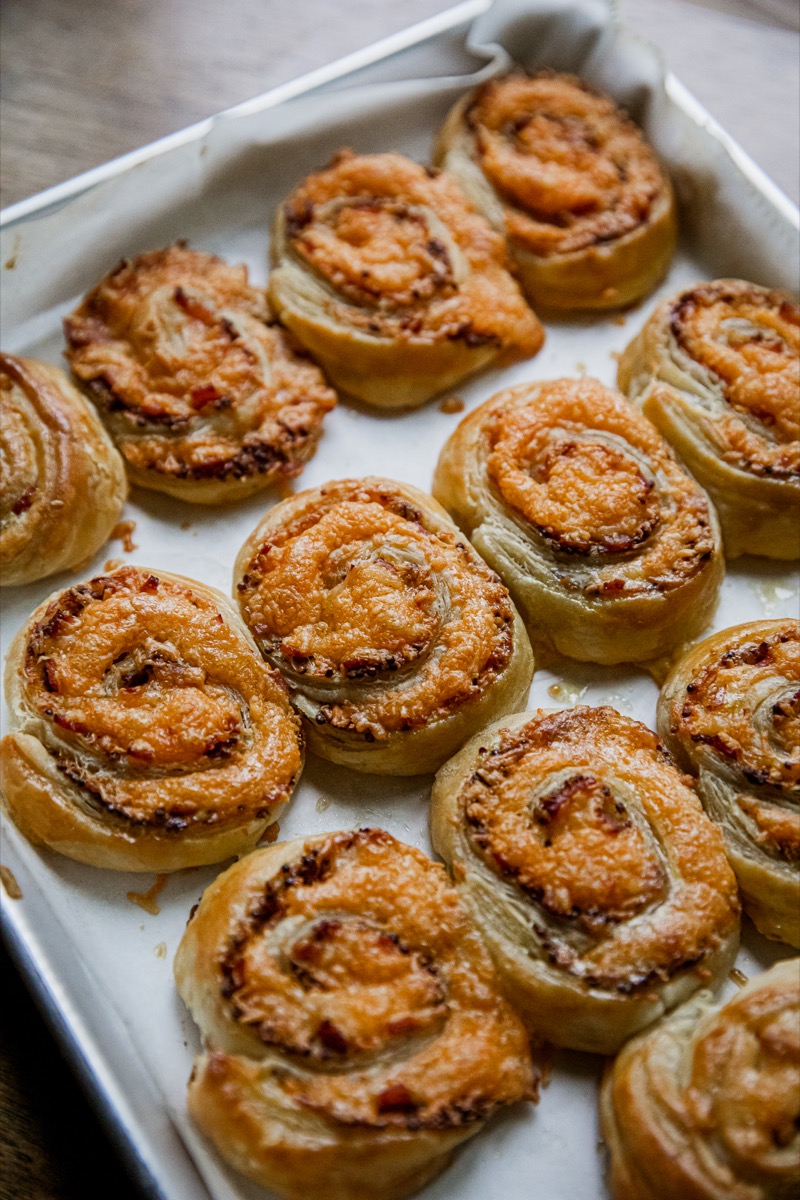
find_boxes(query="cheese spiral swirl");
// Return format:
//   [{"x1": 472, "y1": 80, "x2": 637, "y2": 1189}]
[
  {"x1": 64, "y1": 244, "x2": 336, "y2": 503},
  {"x1": 0, "y1": 565, "x2": 303, "y2": 870},
  {"x1": 234, "y1": 478, "x2": 534, "y2": 774},
  {"x1": 618, "y1": 279, "x2": 800, "y2": 558},
  {"x1": 269, "y1": 150, "x2": 544, "y2": 409},
  {"x1": 433, "y1": 377, "x2": 724, "y2": 666},
  {"x1": 174, "y1": 827, "x2": 537, "y2": 1200},
  {"x1": 435, "y1": 72, "x2": 677, "y2": 310},
  {"x1": 600, "y1": 958, "x2": 800, "y2": 1200},
  {"x1": 659, "y1": 619, "x2": 800, "y2": 946},
  {"x1": 1, "y1": 353, "x2": 126, "y2": 586},
  {"x1": 431, "y1": 706, "x2": 741, "y2": 1053}
]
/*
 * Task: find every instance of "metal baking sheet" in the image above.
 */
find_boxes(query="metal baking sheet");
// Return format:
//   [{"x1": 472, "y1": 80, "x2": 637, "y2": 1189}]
[{"x1": 1, "y1": 2, "x2": 798, "y2": 1198}]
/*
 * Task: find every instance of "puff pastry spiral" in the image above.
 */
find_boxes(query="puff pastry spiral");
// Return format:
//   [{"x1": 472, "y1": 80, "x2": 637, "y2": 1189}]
[
  {"x1": 659, "y1": 620, "x2": 800, "y2": 946},
  {"x1": 234, "y1": 478, "x2": 534, "y2": 774},
  {"x1": 268, "y1": 149, "x2": 544, "y2": 409},
  {"x1": 0, "y1": 566, "x2": 303, "y2": 871},
  {"x1": 174, "y1": 827, "x2": 537, "y2": 1200},
  {"x1": 1, "y1": 353, "x2": 127, "y2": 586},
  {"x1": 431, "y1": 706, "x2": 740, "y2": 1053},
  {"x1": 618, "y1": 279, "x2": 800, "y2": 558},
  {"x1": 432, "y1": 377, "x2": 724, "y2": 666},
  {"x1": 435, "y1": 72, "x2": 677, "y2": 310},
  {"x1": 64, "y1": 244, "x2": 336, "y2": 503},
  {"x1": 600, "y1": 958, "x2": 800, "y2": 1200}
]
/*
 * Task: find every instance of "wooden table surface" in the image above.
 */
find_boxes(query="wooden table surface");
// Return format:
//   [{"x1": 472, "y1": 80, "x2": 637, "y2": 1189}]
[{"x1": 1, "y1": 2, "x2": 797, "y2": 1197}]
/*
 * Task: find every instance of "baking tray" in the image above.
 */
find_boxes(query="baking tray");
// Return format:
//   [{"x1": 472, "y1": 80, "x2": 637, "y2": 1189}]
[{"x1": 1, "y1": 2, "x2": 798, "y2": 1198}]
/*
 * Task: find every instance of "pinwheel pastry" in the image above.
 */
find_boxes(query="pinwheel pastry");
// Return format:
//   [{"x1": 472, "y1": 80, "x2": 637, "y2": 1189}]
[
  {"x1": 618, "y1": 279, "x2": 800, "y2": 558},
  {"x1": 268, "y1": 149, "x2": 544, "y2": 409},
  {"x1": 658, "y1": 619, "x2": 800, "y2": 946},
  {"x1": 234, "y1": 477, "x2": 534, "y2": 775},
  {"x1": 434, "y1": 71, "x2": 677, "y2": 310},
  {"x1": 1, "y1": 353, "x2": 127, "y2": 587},
  {"x1": 432, "y1": 377, "x2": 723, "y2": 667},
  {"x1": 63, "y1": 244, "x2": 336, "y2": 504},
  {"x1": 174, "y1": 827, "x2": 537, "y2": 1200},
  {"x1": 600, "y1": 958, "x2": 800, "y2": 1200},
  {"x1": 430, "y1": 706, "x2": 741, "y2": 1054},
  {"x1": 0, "y1": 565, "x2": 303, "y2": 871}
]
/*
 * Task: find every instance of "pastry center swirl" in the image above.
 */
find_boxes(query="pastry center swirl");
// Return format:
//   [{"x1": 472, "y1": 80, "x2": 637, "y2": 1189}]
[
  {"x1": 30, "y1": 583, "x2": 244, "y2": 774},
  {"x1": 225, "y1": 913, "x2": 446, "y2": 1061},
  {"x1": 69, "y1": 276, "x2": 276, "y2": 429},
  {"x1": 679, "y1": 629, "x2": 800, "y2": 792},
  {"x1": 670, "y1": 285, "x2": 800, "y2": 451},
  {"x1": 468, "y1": 74, "x2": 666, "y2": 256},
  {"x1": 21, "y1": 568, "x2": 302, "y2": 830},
  {"x1": 237, "y1": 485, "x2": 515, "y2": 738},
  {"x1": 288, "y1": 196, "x2": 458, "y2": 311},
  {"x1": 692, "y1": 987, "x2": 800, "y2": 1168},
  {"x1": 488, "y1": 393, "x2": 663, "y2": 556},
  {"x1": 465, "y1": 757, "x2": 666, "y2": 929}
]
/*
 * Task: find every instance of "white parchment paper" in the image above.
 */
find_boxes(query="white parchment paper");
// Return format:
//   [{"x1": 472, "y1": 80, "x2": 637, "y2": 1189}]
[{"x1": 1, "y1": 3, "x2": 798, "y2": 1198}]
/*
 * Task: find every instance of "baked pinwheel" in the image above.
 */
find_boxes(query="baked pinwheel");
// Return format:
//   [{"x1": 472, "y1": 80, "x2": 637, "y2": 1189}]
[
  {"x1": 432, "y1": 377, "x2": 723, "y2": 667},
  {"x1": 658, "y1": 619, "x2": 800, "y2": 946},
  {"x1": 434, "y1": 71, "x2": 677, "y2": 310},
  {"x1": 600, "y1": 958, "x2": 800, "y2": 1200},
  {"x1": 64, "y1": 244, "x2": 336, "y2": 503},
  {"x1": 1, "y1": 353, "x2": 127, "y2": 587},
  {"x1": 268, "y1": 149, "x2": 544, "y2": 409},
  {"x1": 618, "y1": 279, "x2": 800, "y2": 559},
  {"x1": 234, "y1": 477, "x2": 534, "y2": 774},
  {"x1": 174, "y1": 827, "x2": 537, "y2": 1200},
  {"x1": 431, "y1": 706, "x2": 741, "y2": 1054},
  {"x1": 0, "y1": 566, "x2": 303, "y2": 871}
]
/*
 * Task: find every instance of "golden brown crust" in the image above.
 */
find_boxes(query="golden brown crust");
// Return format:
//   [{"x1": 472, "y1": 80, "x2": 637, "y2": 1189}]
[
  {"x1": 431, "y1": 706, "x2": 741, "y2": 1053},
  {"x1": 174, "y1": 827, "x2": 537, "y2": 1200},
  {"x1": 268, "y1": 150, "x2": 544, "y2": 409},
  {"x1": 618, "y1": 279, "x2": 800, "y2": 558},
  {"x1": 63, "y1": 244, "x2": 336, "y2": 503},
  {"x1": 600, "y1": 959, "x2": 800, "y2": 1200},
  {"x1": 435, "y1": 72, "x2": 677, "y2": 310},
  {"x1": 234, "y1": 477, "x2": 534, "y2": 774},
  {"x1": 0, "y1": 354, "x2": 127, "y2": 586},
  {"x1": 432, "y1": 377, "x2": 724, "y2": 666},
  {"x1": 0, "y1": 565, "x2": 303, "y2": 871},
  {"x1": 658, "y1": 620, "x2": 800, "y2": 946}
]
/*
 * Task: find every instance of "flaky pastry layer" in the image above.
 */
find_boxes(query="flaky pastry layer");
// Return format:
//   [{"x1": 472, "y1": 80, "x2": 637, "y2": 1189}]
[
  {"x1": 175, "y1": 827, "x2": 537, "y2": 1200},
  {"x1": 659, "y1": 620, "x2": 800, "y2": 945},
  {"x1": 618, "y1": 279, "x2": 800, "y2": 558},
  {"x1": 431, "y1": 706, "x2": 740, "y2": 1053},
  {"x1": 0, "y1": 565, "x2": 303, "y2": 870},
  {"x1": 234, "y1": 477, "x2": 534, "y2": 774},
  {"x1": 64, "y1": 244, "x2": 336, "y2": 503},
  {"x1": 269, "y1": 150, "x2": 544, "y2": 408},
  {"x1": 1, "y1": 353, "x2": 127, "y2": 586}
]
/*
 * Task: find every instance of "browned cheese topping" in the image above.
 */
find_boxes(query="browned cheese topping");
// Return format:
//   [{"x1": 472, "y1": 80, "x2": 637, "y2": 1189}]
[
  {"x1": 237, "y1": 481, "x2": 516, "y2": 741},
  {"x1": 64, "y1": 245, "x2": 336, "y2": 483},
  {"x1": 669, "y1": 281, "x2": 800, "y2": 478},
  {"x1": 466, "y1": 72, "x2": 670, "y2": 258},
  {"x1": 282, "y1": 149, "x2": 543, "y2": 354},
  {"x1": 212, "y1": 828, "x2": 536, "y2": 1128},
  {"x1": 669, "y1": 621, "x2": 800, "y2": 863},
  {"x1": 22, "y1": 566, "x2": 302, "y2": 830},
  {"x1": 486, "y1": 378, "x2": 716, "y2": 595},
  {"x1": 460, "y1": 707, "x2": 739, "y2": 993}
]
